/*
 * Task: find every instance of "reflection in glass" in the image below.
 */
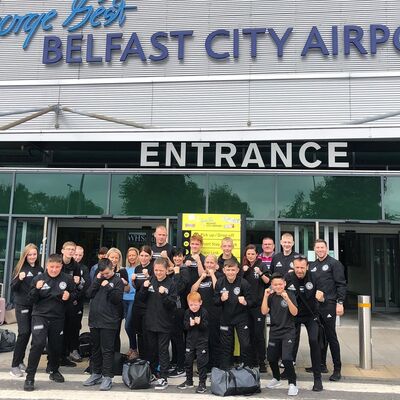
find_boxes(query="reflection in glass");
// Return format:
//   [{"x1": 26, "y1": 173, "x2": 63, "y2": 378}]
[
  {"x1": 13, "y1": 174, "x2": 108, "y2": 215},
  {"x1": 208, "y1": 176, "x2": 275, "y2": 219},
  {"x1": 0, "y1": 173, "x2": 12, "y2": 214},
  {"x1": 384, "y1": 177, "x2": 400, "y2": 221},
  {"x1": 278, "y1": 176, "x2": 381, "y2": 220},
  {"x1": 111, "y1": 174, "x2": 206, "y2": 216}
]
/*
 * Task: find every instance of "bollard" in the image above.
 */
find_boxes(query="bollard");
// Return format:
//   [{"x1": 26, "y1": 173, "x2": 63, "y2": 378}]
[{"x1": 358, "y1": 295, "x2": 372, "y2": 369}]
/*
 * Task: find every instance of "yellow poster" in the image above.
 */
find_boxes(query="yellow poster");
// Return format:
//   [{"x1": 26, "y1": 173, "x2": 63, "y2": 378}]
[{"x1": 181, "y1": 213, "x2": 242, "y2": 261}]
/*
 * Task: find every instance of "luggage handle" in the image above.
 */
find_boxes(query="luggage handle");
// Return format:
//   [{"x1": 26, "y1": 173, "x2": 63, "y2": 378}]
[{"x1": 227, "y1": 370, "x2": 238, "y2": 391}]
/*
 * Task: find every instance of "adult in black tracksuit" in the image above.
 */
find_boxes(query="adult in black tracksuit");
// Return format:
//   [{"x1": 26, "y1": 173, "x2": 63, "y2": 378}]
[
  {"x1": 84, "y1": 258, "x2": 124, "y2": 391},
  {"x1": 10, "y1": 244, "x2": 44, "y2": 377},
  {"x1": 285, "y1": 255, "x2": 324, "y2": 392},
  {"x1": 60, "y1": 241, "x2": 81, "y2": 366},
  {"x1": 137, "y1": 257, "x2": 177, "y2": 390},
  {"x1": 270, "y1": 232, "x2": 299, "y2": 277},
  {"x1": 23, "y1": 254, "x2": 77, "y2": 392},
  {"x1": 151, "y1": 225, "x2": 174, "y2": 269},
  {"x1": 192, "y1": 254, "x2": 222, "y2": 370},
  {"x1": 214, "y1": 259, "x2": 253, "y2": 370},
  {"x1": 168, "y1": 248, "x2": 191, "y2": 376},
  {"x1": 180, "y1": 292, "x2": 209, "y2": 393},
  {"x1": 310, "y1": 239, "x2": 347, "y2": 382},
  {"x1": 242, "y1": 244, "x2": 270, "y2": 371},
  {"x1": 131, "y1": 245, "x2": 154, "y2": 360}
]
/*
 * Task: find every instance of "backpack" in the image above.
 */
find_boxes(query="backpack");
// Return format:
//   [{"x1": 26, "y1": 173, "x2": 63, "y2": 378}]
[
  {"x1": 0, "y1": 329, "x2": 16, "y2": 353},
  {"x1": 78, "y1": 332, "x2": 92, "y2": 358},
  {"x1": 122, "y1": 359, "x2": 151, "y2": 390}
]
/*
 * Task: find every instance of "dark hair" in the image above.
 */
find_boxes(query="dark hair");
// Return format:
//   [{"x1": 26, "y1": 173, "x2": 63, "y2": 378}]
[
  {"x1": 314, "y1": 239, "x2": 328, "y2": 247},
  {"x1": 98, "y1": 246, "x2": 109, "y2": 255},
  {"x1": 270, "y1": 272, "x2": 285, "y2": 282},
  {"x1": 47, "y1": 254, "x2": 62, "y2": 264},
  {"x1": 139, "y1": 245, "x2": 152, "y2": 256},
  {"x1": 293, "y1": 254, "x2": 309, "y2": 264},
  {"x1": 242, "y1": 244, "x2": 258, "y2": 266},
  {"x1": 223, "y1": 259, "x2": 239, "y2": 269},
  {"x1": 98, "y1": 258, "x2": 113, "y2": 272},
  {"x1": 172, "y1": 247, "x2": 186, "y2": 257},
  {"x1": 262, "y1": 237, "x2": 275, "y2": 243},
  {"x1": 154, "y1": 257, "x2": 168, "y2": 269}
]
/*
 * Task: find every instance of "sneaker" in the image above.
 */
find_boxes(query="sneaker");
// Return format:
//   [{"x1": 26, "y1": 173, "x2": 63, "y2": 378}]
[
  {"x1": 60, "y1": 357, "x2": 76, "y2": 367},
  {"x1": 46, "y1": 365, "x2": 52, "y2": 374},
  {"x1": 288, "y1": 384, "x2": 299, "y2": 396},
  {"x1": 329, "y1": 371, "x2": 341, "y2": 381},
  {"x1": 154, "y1": 378, "x2": 168, "y2": 390},
  {"x1": 19, "y1": 363, "x2": 27, "y2": 372},
  {"x1": 150, "y1": 374, "x2": 158, "y2": 383},
  {"x1": 83, "y1": 373, "x2": 103, "y2": 386},
  {"x1": 196, "y1": 383, "x2": 207, "y2": 393},
  {"x1": 177, "y1": 380, "x2": 194, "y2": 389},
  {"x1": 10, "y1": 366, "x2": 24, "y2": 377},
  {"x1": 69, "y1": 350, "x2": 82, "y2": 362},
  {"x1": 168, "y1": 369, "x2": 185, "y2": 378},
  {"x1": 312, "y1": 378, "x2": 323, "y2": 392},
  {"x1": 266, "y1": 378, "x2": 282, "y2": 389},
  {"x1": 168, "y1": 364, "x2": 177, "y2": 373},
  {"x1": 99, "y1": 376, "x2": 112, "y2": 391},
  {"x1": 49, "y1": 371, "x2": 65, "y2": 383},
  {"x1": 24, "y1": 379, "x2": 35, "y2": 392}
]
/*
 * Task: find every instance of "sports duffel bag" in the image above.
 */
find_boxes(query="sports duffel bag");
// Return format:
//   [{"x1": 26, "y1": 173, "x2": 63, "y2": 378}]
[
  {"x1": 0, "y1": 329, "x2": 16, "y2": 353},
  {"x1": 211, "y1": 365, "x2": 261, "y2": 396},
  {"x1": 122, "y1": 358, "x2": 151, "y2": 390}
]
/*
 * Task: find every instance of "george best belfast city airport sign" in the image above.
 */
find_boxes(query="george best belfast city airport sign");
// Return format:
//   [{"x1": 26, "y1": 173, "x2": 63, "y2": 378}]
[{"x1": 1, "y1": 1, "x2": 400, "y2": 65}]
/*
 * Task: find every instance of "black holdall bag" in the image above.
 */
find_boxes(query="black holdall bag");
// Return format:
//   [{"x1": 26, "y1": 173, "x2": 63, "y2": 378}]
[
  {"x1": 0, "y1": 328, "x2": 16, "y2": 353},
  {"x1": 122, "y1": 359, "x2": 151, "y2": 390},
  {"x1": 211, "y1": 365, "x2": 261, "y2": 396},
  {"x1": 78, "y1": 332, "x2": 92, "y2": 358}
]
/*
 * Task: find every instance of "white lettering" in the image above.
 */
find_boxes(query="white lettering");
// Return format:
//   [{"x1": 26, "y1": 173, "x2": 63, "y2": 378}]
[
  {"x1": 299, "y1": 142, "x2": 322, "y2": 168},
  {"x1": 328, "y1": 142, "x2": 349, "y2": 168},
  {"x1": 140, "y1": 143, "x2": 159, "y2": 167},
  {"x1": 191, "y1": 142, "x2": 210, "y2": 167},
  {"x1": 166, "y1": 142, "x2": 186, "y2": 167},
  {"x1": 241, "y1": 143, "x2": 265, "y2": 167},
  {"x1": 215, "y1": 143, "x2": 236, "y2": 167},
  {"x1": 271, "y1": 143, "x2": 292, "y2": 167}
]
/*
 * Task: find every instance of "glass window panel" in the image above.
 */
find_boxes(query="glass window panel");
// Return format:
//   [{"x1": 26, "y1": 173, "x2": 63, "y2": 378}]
[
  {"x1": 384, "y1": 177, "x2": 400, "y2": 221},
  {"x1": 278, "y1": 176, "x2": 381, "y2": 220},
  {"x1": 208, "y1": 175, "x2": 275, "y2": 219},
  {"x1": 0, "y1": 218, "x2": 8, "y2": 261},
  {"x1": 0, "y1": 173, "x2": 12, "y2": 214},
  {"x1": 13, "y1": 174, "x2": 107, "y2": 215},
  {"x1": 111, "y1": 175, "x2": 206, "y2": 216},
  {"x1": 246, "y1": 220, "x2": 275, "y2": 249}
]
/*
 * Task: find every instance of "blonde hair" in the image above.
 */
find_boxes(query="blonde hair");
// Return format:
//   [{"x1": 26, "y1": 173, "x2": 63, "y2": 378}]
[
  {"x1": 62, "y1": 241, "x2": 76, "y2": 249},
  {"x1": 281, "y1": 232, "x2": 294, "y2": 241},
  {"x1": 106, "y1": 247, "x2": 123, "y2": 271},
  {"x1": 126, "y1": 247, "x2": 140, "y2": 267},
  {"x1": 221, "y1": 237, "x2": 234, "y2": 246},
  {"x1": 13, "y1": 243, "x2": 39, "y2": 278},
  {"x1": 205, "y1": 254, "x2": 218, "y2": 264},
  {"x1": 191, "y1": 233, "x2": 204, "y2": 245}
]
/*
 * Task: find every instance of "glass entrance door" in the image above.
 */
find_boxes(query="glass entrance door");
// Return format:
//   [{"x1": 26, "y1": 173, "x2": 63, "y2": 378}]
[{"x1": 371, "y1": 235, "x2": 400, "y2": 311}]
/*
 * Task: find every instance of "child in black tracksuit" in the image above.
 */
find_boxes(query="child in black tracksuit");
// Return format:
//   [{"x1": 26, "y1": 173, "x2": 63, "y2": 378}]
[
  {"x1": 84, "y1": 258, "x2": 124, "y2": 391},
  {"x1": 137, "y1": 257, "x2": 177, "y2": 390},
  {"x1": 178, "y1": 291, "x2": 209, "y2": 394},
  {"x1": 23, "y1": 254, "x2": 76, "y2": 392},
  {"x1": 214, "y1": 259, "x2": 253, "y2": 370},
  {"x1": 261, "y1": 273, "x2": 299, "y2": 397},
  {"x1": 10, "y1": 244, "x2": 44, "y2": 378}
]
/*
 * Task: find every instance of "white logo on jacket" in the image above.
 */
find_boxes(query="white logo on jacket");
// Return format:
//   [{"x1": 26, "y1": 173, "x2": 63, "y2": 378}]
[
  {"x1": 59, "y1": 282, "x2": 67, "y2": 290},
  {"x1": 306, "y1": 282, "x2": 314, "y2": 290}
]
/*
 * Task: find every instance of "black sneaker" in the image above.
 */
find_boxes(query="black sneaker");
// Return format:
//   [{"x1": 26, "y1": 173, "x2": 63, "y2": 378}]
[
  {"x1": 196, "y1": 383, "x2": 207, "y2": 394},
  {"x1": 24, "y1": 380, "x2": 35, "y2": 392},
  {"x1": 329, "y1": 371, "x2": 341, "y2": 382},
  {"x1": 60, "y1": 358, "x2": 76, "y2": 367},
  {"x1": 312, "y1": 378, "x2": 323, "y2": 392},
  {"x1": 154, "y1": 378, "x2": 168, "y2": 390},
  {"x1": 49, "y1": 371, "x2": 65, "y2": 383},
  {"x1": 259, "y1": 363, "x2": 267, "y2": 373},
  {"x1": 46, "y1": 365, "x2": 52, "y2": 374},
  {"x1": 168, "y1": 364, "x2": 177, "y2": 374},
  {"x1": 177, "y1": 380, "x2": 194, "y2": 389},
  {"x1": 168, "y1": 369, "x2": 185, "y2": 378}
]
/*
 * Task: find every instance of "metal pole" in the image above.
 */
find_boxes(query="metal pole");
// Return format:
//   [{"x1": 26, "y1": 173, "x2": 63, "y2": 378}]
[{"x1": 358, "y1": 295, "x2": 372, "y2": 369}]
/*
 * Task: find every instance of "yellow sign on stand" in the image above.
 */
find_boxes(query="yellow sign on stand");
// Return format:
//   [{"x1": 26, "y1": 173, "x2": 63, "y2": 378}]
[{"x1": 180, "y1": 213, "x2": 243, "y2": 260}]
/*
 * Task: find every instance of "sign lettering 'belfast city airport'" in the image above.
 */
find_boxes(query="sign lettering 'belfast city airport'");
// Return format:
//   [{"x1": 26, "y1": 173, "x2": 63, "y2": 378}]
[{"x1": 1, "y1": 0, "x2": 400, "y2": 65}]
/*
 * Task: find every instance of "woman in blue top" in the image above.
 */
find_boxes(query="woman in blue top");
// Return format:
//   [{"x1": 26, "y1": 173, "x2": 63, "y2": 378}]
[{"x1": 124, "y1": 247, "x2": 139, "y2": 359}]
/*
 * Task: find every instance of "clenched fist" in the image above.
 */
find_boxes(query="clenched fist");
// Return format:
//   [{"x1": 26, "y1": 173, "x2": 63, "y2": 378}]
[
  {"x1": 62, "y1": 291, "x2": 70, "y2": 301},
  {"x1": 19, "y1": 272, "x2": 26, "y2": 281}
]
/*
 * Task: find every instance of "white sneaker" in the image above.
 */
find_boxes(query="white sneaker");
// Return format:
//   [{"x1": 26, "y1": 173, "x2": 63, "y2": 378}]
[
  {"x1": 154, "y1": 378, "x2": 168, "y2": 390},
  {"x1": 10, "y1": 367, "x2": 24, "y2": 377},
  {"x1": 266, "y1": 378, "x2": 282, "y2": 389},
  {"x1": 288, "y1": 384, "x2": 299, "y2": 396}
]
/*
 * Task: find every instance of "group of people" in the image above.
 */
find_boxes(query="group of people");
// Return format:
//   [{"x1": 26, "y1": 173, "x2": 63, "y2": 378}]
[{"x1": 9, "y1": 225, "x2": 347, "y2": 396}]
